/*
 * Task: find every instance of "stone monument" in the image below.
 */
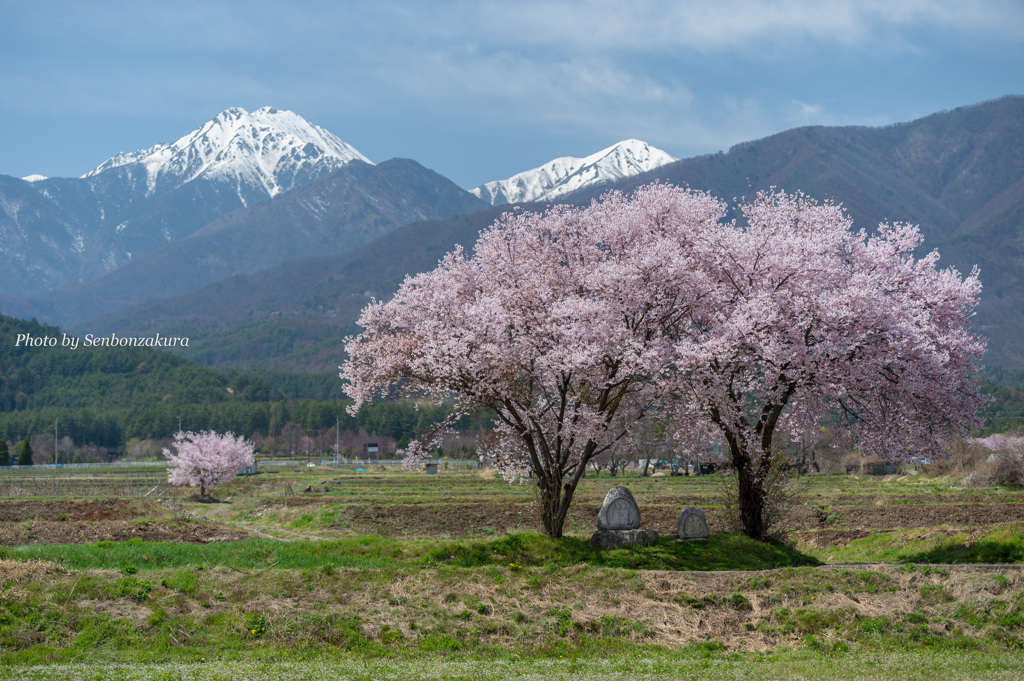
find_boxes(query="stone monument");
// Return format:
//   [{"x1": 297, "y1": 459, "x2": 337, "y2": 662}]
[
  {"x1": 676, "y1": 506, "x2": 710, "y2": 540},
  {"x1": 589, "y1": 486, "x2": 658, "y2": 548}
]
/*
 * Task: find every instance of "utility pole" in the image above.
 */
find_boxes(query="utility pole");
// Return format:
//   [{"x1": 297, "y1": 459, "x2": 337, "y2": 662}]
[
  {"x1": 336, "y1": 416, "x2": 340, "y2": 468},
  {"x1": 54, "y1": 418, "x2": 59, "y2": 465}
]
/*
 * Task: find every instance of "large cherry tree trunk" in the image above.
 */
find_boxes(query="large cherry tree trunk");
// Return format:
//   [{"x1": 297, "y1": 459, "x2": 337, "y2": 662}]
[
  {"x1": 735, "y1": 456, "x2": 768, "y2": 541},
  {"x1": 723, "y1": 413, "x2": 783, "y2": 541},
  {"x1": 518, "y1": 428, "x2": 597, "y2": 538},
  {"x1": 538, "y1": 475, "x2": 570, "y2": 538},
  {"x1": 534, "y1": 453, "x2": 592, "y2": 538},
  {"x1": 716, "y1": 390, "x2": 793, "y2": 540}
]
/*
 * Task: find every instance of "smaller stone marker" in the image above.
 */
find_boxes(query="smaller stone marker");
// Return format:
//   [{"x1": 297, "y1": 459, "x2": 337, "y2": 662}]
[
  {"x1": 676, "y1": 506, "x2": 710, "y2": 540},
  {"x1": 425, "y1": 463, "x2": 438, "y2": 475},
  {"x1": 590, "y1": 486, "x2": 658, "y2": 549}
]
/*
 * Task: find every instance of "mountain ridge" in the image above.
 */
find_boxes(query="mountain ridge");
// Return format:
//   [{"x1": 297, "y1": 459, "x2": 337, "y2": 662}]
[
  {"x1": 83, "y1": 106, "x2": 371, "y2": 199},
  {"x1": 19, "y1": 158, "x2": 487, "y2": 327},
  {"x1": 0, "y1": 107, "x2": 371, "y2": 296},
  {"x1": 470, "y1": 138, "x2": 676, "y2": 205}
]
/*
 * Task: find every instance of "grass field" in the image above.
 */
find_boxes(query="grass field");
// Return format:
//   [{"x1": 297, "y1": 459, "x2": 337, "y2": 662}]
[
  {"x1": 1, "y1": 465, "x2": 1023, "y2": 679},
  {"x1": 4, "y1": 649, "x2": 1024, "y2": 681}
]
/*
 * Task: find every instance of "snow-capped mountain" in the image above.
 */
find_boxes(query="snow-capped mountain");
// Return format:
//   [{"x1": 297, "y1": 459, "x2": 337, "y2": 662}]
[
  {"x1": 0, "y1": 106, "x2": 378, "y2": 297},
  {"x1": 85, "y1": 106, "x2": 371, "y2": 202},
  {"x1": 470, "y1": 139, "x2": 677, "y2": 205}
]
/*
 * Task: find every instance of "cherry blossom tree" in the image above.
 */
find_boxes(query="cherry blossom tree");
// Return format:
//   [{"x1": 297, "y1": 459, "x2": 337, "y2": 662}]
[
  {"x1": 343, "y1": 184, "x2": 725, "y2": 537},
  {"x1": 163, "y1": 430, "x2": 255, "y2": 498},
  {"x1": 665, "y1": 190, "x2": 986, "y2": 539},
  {"x1": 341, "y1": 184, "x2": 986, "y2": 540}
]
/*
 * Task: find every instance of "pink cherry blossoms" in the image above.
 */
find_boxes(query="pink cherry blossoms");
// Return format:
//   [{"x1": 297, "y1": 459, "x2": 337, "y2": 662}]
[
  {"x1": 341, "y1": 183, "x2": 986, "y2": 539},
  {"x1": 664, "y1": 189, "x2": 986, "y2": 537},
  {"x1": 163, "y1": 430, "x2": 255, "y2": 498}
]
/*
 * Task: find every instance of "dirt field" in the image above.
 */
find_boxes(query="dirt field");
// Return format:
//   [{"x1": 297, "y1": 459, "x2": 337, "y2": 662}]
[
  {"x1": 1, "y1": 470, "x2": 1022, "y2": 548},
  {"x1": 0, "y1": 499, "x2": 156, "y2": 522},
  {"x1": 0, "y1": 519, "x2": 249, "y2": 545},
  {"x1": 0, "y1": 499, "x2": 248, "y2": 545}
]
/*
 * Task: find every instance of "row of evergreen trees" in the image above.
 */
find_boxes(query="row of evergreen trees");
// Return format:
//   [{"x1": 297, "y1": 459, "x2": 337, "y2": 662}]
[
  {"x1": 0, "y1": 399, "x2": 475, "y2": 451},
  {"x1": 0, "y1": 437, "x2": 32, "y2": 466}
]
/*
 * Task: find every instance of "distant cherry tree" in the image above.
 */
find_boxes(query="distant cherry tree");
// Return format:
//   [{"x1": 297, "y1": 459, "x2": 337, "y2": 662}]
[
  {"x1": 342, "y1": 184, "x2": 986, "y2": 540},
  {"x1": 164, "y1": 430, "x2": 255, "y2": 498}
]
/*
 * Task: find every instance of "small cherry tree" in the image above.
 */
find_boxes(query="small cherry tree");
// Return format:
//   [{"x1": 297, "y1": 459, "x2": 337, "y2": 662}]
[{"x1": 163, "y1": 430, "x2": 255, "y2": 498}]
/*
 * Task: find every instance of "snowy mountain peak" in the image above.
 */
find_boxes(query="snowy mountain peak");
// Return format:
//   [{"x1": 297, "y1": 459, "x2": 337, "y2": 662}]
[
  {"x1": 470, "y1": 139, "x2": 677, "y2": 206},
  {"x1": 84, "y1": 106, "x2": 372, "y2": 198}
]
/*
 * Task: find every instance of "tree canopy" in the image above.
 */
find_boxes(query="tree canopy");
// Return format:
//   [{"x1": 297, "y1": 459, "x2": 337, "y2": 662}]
[
  {"x1": 663, "y1": 189, "x2": 985, "y2": 537},
  {"x1": 16, "y1": 437, "x2": 33, "y2": 466},
  {"x1": 164, "y1": 430, "x2": 255, "y2": 498}
]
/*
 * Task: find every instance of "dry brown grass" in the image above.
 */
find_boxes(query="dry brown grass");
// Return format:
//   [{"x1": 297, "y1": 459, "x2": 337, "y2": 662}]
[
  {"x1": 10, "y1": 563, "x2": 1018, "y2": 652},
  {"x1": 0, "y1": 557, "x2": 61, "y2": 581}
]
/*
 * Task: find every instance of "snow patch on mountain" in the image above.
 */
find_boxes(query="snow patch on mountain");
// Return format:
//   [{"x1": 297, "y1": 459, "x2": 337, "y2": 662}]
[
  {"x1": 470, "y1": 139, "x2": 677, "y2": 205},
  {"x1": 22, "y1": 175, "x2": 47, "y2": 182},
  {"x1": 84, "y1": 106, "x2": 372, "y2": 197}
]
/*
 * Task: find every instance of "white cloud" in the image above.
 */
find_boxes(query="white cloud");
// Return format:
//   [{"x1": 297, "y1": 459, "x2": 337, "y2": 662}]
[
  {"x1": 2, "y1": 0, "x2": 1020, "y2": 181},
  {"x1": 465, "y1": 0, "x2": 1024, "y2": 54}
]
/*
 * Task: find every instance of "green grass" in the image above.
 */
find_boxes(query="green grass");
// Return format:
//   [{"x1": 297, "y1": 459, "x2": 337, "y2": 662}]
[
  {"x1": 0, "y1": 536, "x2": 407, "y2": 572},
  {"x1": 425, "y1": 532, "x2": 818, "y2": 571},
  {"x1": 2, "y1": 557, "x2": 1020, "y2": 664},
  {"x1": 0, "y1": 532, "x2": 818, "y2": 573},
  {"x1": 3, "y1": 648, "x2": 1024, "y2": 681},
  {"x1": 5, "y1": 468, "x2": 1024, "y2": 678},
  {"x1": 810, "y1": 522, "x2": 1024, "y2": 564}
]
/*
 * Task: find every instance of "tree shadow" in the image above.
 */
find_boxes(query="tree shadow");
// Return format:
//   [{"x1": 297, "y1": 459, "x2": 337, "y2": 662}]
[{"x1": 187, "y1": 494, "x2": 224, "y2": 504}]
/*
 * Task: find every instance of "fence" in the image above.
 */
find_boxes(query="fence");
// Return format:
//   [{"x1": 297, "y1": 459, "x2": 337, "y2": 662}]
[
  {"x1": 0, "y1": 457, "x2": 481, "y2": 472},
  {"x1": 0, "y1": 461, "x2": 169, "y2": 472},
  {"x1": 0, "y1": 471, "x2": 174, "y2": 500}
]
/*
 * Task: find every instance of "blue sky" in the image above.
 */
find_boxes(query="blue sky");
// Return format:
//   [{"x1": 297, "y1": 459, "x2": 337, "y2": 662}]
[{"x1": 2, "y1": 0, "x2": 1022, "y2": 189}]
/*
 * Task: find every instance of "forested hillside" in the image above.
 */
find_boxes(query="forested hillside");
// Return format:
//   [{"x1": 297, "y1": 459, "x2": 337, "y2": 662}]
[
  {"x1": 84, "y1": 205, "x2": 518, "y2": 372},
  {"x1": 0, "y1": 314, "x2": 479, "y2": 450},
  {"x1": 0, "y1": 396, "x2": 462, "y2": 452},
  {"x1": 0, "y1": 315, "x2": 271, "y2": 412}
]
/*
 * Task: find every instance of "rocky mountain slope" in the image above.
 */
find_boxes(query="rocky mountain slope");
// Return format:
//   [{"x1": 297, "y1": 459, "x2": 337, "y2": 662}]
[
  {"x1": 470, "y1": 139, "x2": 676, "y2": 205},
  {"x1": 0, "y1": 107, "x2": 371, "y2": 296},
  {"x1": 20, "y1": 159, "x2": 487, "y2": 327}
]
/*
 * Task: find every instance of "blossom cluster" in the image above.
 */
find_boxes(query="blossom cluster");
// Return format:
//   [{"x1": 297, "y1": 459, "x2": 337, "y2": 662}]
[{"x1": 163, "y1": 430, "x2": 255, "y2": 496}]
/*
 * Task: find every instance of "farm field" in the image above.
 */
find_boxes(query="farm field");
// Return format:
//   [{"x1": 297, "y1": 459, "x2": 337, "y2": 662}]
[{"x1": 1, "y1": 466, "x2": 1023, "y2": 679}]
